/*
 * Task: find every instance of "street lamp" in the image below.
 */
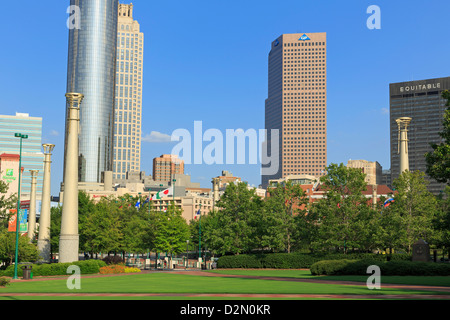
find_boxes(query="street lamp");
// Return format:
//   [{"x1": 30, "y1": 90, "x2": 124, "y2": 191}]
[
  {"x1": 172, "y1": 178, "x2": 176, "y2": 205},
  {"x1": 198, "y1": 203, "x2": 202, "y2": 268},
  {"x1": 186, "y1": 240, "x2": 189, "y2": 270},
  {"x1": 13, "y1": 133, "x2": 28, "y2": 280}
]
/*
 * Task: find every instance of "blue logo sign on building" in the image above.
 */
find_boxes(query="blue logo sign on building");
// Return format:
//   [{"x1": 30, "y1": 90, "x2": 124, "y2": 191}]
[{"x1": 299, "y1": 34, "x2": 311, "y2": 41}]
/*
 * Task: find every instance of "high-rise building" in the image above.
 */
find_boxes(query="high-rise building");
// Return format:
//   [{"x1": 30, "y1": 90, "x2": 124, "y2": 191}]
[
  {"x1": 66, "y1": 0, "x2": 119, "y2": 183},
  {"x1": 262, "y1": 33, "x2": 327, "y2": 188},
  {"x1": 0, "y1": 113, "x2": 44, "y2": 201},
  {"x1": 113, "y1": 3, "x2": 144, "y2": 180},
  {"x1": 153, "y1": 155, "x2": 184, "y2": 183},
  {"x1": 347, "y1": 159, "x2": 382, "y2": 186},
  {"x1": 390, "y1": 77, "x2": 450, "y2": 195}
]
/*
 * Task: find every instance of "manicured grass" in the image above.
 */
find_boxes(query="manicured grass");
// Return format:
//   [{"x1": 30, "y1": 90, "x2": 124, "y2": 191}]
[
  {"x1": 208, "y1": 269, "x2": 450, "y2": 287},
  {"x1": 0, "y1": 271, "x2": 447, "y2": 300}
]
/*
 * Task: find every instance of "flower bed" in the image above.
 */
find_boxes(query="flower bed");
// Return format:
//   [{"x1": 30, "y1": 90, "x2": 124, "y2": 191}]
[{"x1": 99, "y1": 265, "x2": 141, "y2": 274}]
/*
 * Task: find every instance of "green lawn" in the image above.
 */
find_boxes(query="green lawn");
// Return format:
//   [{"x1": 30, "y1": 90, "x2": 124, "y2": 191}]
[
  {"x1": 0, "y1": 271, "x2": 448, "y2": 300},
  {"x1": 207, "y1": 269, "x2": 450, "y2": 287}
]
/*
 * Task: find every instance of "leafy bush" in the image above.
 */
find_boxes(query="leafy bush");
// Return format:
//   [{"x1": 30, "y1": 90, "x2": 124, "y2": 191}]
[
  {"x1": 102, "y1": 255, "x2": 125, "y2": 265},
  {"x1": 310, "y1": 259, "x2": 450, "y2": 276},
  {"x1": 216, "y1": 252, "x2": 410, "y2": 269},
  {"x1": 0, "y1": 260, "x2": 107, "y2": 277},
  {"x1": 0, "y1": 277, "x2": 10, "y2": 287}
]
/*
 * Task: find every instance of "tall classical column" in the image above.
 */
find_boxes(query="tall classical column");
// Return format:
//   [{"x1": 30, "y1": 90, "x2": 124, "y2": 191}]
[
  {"x1": 28, "y1": 170, "x2": 39, "y2": 241},
  {"x1": 59, "y1": 93, "x2": 84, "y2": 263},
  {"x1": 37, "y1": 144, "x2": 55, "y2": 262},
  {"x1": 396, "y1": 117, "x2": 412, "y2": 174}
]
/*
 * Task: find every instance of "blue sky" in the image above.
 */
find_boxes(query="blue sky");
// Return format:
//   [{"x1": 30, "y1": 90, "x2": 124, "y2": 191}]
[{"x1": 0, "y1": 0, "x2": 449, "y2": 195}]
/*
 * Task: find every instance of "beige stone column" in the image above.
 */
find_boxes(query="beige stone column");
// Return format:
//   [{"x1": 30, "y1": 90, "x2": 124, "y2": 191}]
[
  {"x1": 37, "y1": 144, "x2": 55, "y2": 262},
  {"x1": 396, "y1": 117, "x2": 412, "y2": 174},
  {"x1": 59, "y1": 93, "x2": 83, "y2": 263},
  {"x1": 28, "y1": 170, "x2": 39, "y2": 241},
  {"x1": 372, "y1": 184, "x2": 377, "y2": 210}
]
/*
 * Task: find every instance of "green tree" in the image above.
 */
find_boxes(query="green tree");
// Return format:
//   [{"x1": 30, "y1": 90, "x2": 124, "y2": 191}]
[
  {"x1": 79, "y1": 196, "x2": 122, "y2": 256},
  {"x1": 152, "y1": 203, "x2": 189, "y2": 266},
  {"x1": 119, "y1": 200, "x2": 151, "y2": 255},
  {"x1": 308, "y1": 163, "x2": 376, "y2": 253},
  {"x1": 0, "y1": 229, "x2": 39, "y2": 266},
  {"x1": 205, "y1": 182, "x2": 263, "y2": 255},
  {"x1": 425, "y1": 90, "x2": 450, "y2": 185},
  {"x1": 433, "y1": 187, "x2": 450, "y2": 256},
  {"x1": 388, "y1": 170, "x2": 438, "y2": 253},
  {"x1": 264, "y1": 181, "x2": 308, "y2": 253},
  {"x1": 0, "y1": 180, "x2": 17, "y2": 230},
  {"x1": 49, "y1": 205, "x2": 62, "y2": 256}
]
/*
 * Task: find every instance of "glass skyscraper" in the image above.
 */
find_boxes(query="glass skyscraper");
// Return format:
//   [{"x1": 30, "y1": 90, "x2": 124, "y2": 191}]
[
  {"x1": 66, "y1": 0, "x2": 119, "y2": 183},
  {"x1": 0, "y1": 113, "x2": 44, "y2": 201}
]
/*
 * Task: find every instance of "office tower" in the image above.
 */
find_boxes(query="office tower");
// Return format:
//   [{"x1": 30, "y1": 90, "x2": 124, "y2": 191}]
[
  {"x1": 113, "y1": 3, "x2": 144, "y2": 180},
  {"x1": 153, "y1": 155, "x2": 184, "y2": 183},
  {"x1": 262, "y1": 33, "x2": 327, "y2": 188},
  {"x1": 347, "y1": 159, "x2": 382, "y2": 186},
  {"x1": 0, "y1": 113, "x2": 44, "y2": 201},
  {"x1": 66, "y1": 0, "x2": 119, "y2": 183},
  {"x1": 390, "y1": 77, "x2": 450, "y2": 195}
]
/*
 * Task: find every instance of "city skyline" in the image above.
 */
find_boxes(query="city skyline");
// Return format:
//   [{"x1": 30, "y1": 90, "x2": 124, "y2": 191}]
[{"x1": 0, "y1": 0, "x2": 449, "y2": 195}]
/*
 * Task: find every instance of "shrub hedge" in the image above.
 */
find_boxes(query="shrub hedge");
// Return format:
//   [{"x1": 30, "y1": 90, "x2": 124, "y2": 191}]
[
  {"x1": 310, "y1": 259, "x2": 450, "y2": 276},
  {"x1": 217, "y1": 252, "x2": 411, "y2": 269},
  {"x1": 0, "y1": 259, "x2": 107, "y2": 277}
]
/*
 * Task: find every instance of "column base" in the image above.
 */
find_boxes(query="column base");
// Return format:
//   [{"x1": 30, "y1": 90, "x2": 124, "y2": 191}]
[
  {"x1": 59, "y1": 234, "x2": 79, "y2": 263},
  {"x1": 37, "y1": 239, "x2": 51, "y2": 263}
]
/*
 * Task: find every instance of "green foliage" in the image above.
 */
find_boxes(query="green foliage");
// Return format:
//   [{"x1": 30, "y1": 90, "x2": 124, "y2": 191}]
[
  {"x1": 216, "y1": 252, "x2": 410, "y2": 269},
  {"x1": 310, "y1": 259, "x2": 450, "y2": 276},
  {"x1": 0, "y1": 259, "x2": 107, "y2": 277},
  {"x1": 0, "y1": 277, "x2": 10, "y2": 287},
  {"x1": 202, "y1": 183, "x2": 264, "y2": 255},
  {"x1": 307, "y1": 163, "x2": 378, "y2": 253},
  {"x1": 0, "y1": 179, "x2": 17, "y2": 230},
  {"x1": 0, "y1": 230, "x2": 40, "y2": 267},
  {"x1": 151, "y1": 203, "x2": 189, "y2": 255},
  {"x1": 384, "y1": 171, "x2": 439, "y2": 253},
  {"x1": 425, "y1": 90, "x2": 450, "y2": 185}
]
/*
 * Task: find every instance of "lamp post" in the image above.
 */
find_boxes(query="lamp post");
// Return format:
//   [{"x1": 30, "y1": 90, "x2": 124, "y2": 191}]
[
  {"x1": 172, "y1": 178, "x2": 176, "y2": 205},
  {"x1": 186, "y1": 240, "x2": 189, "y2": 270},
  {"x1": 13, "y1": 133, "x2": 28, "y2": 279},
  {"x1": 159, "y1": 184, "x2": 163, "y2": 211},
  {"x1": 198, "y1": 203, "x2": 202, "y2": 268}
]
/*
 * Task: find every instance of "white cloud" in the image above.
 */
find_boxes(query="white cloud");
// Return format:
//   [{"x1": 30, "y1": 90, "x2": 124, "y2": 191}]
[
  {"x1": 381, "y1": 108, "x2": 389, "y2": 115},
  {"x1": 50, "y1": 130, "x2": 59, "y2": 136},
  {"x1": 142, "y1": 131, "x2": 174, "y2": 143}
]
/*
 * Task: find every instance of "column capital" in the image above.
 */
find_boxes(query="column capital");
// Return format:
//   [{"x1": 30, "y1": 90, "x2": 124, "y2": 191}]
[{"x1": 42, "y1": 144, "x2": 55, "y2": 155}]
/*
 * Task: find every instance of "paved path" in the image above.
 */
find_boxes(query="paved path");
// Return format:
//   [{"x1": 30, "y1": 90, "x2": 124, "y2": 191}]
[{"x1": 2, "y1": 270, "x2": 450, "y2": 300}]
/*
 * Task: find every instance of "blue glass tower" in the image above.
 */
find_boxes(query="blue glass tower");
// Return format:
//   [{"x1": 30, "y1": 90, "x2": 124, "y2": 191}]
[{"x1": 66, "y1": 0, "x2": 119, "y2": 183}]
